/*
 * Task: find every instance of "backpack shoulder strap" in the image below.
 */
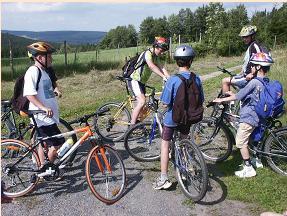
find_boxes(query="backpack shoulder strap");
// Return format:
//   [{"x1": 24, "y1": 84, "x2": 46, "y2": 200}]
[
  {"x1": 175, "y1": 73, "x2": 187, "y2": 82},
  {"x1": 134, "y1": 50, "x2": 147, "y2": 70},
  {"x1": 34, "y1": 66, "x2": 42, "y2": 91}
]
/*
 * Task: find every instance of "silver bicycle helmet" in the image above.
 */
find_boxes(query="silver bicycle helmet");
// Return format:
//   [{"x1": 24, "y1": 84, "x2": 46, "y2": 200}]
[{"x1": 173, "y1": 45, "x2": 195, "y2": 61}]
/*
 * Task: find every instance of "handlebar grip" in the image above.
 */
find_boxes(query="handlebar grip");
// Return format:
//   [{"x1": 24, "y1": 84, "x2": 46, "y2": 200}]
[{"x1": 206, "y1": 101, "x2": 216, "y2": 108}]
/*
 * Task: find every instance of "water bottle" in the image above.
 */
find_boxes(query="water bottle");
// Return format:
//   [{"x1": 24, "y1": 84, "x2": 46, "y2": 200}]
[{"x1": 57, "y1": 138, "x2": 74, "y2": 157}]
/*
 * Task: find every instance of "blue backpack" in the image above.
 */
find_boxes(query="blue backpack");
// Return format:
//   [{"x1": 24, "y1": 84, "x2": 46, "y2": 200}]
[{"x1": 254, "y1": 78, "x2": 285, "y2": 119}]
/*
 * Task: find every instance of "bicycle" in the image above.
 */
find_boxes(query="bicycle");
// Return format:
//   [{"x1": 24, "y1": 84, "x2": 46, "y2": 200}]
[
  {"x1": 123, "y1": 86, "x2": 208, "y2": 202},
  {"x1": 210, "y1": 66, "x2": 241, "y2": 117},
  {"x1": 1, "y1": 99, "x2": 78, "y2": 166},
  {"x1": 95, "y1": 75, "x2": 162, "y2": 142},
  {"x1": 1, "y1": 108, "x2": 126, "y2": 204},
  {"x1": 190, "y1": 99, "x2": 287, "y2": 176}
]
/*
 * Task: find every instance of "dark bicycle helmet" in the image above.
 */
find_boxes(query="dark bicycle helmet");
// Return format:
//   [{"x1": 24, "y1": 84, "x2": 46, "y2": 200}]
[
  {"x1": 173, "y1": 45, "x2": 195, "y2": 61},
  {"x1": 153, "y1": 37, "x2": 169, "y2": 51},
  {"x1": 27, "y1": 42, "x2": 56, "y2": 58}
]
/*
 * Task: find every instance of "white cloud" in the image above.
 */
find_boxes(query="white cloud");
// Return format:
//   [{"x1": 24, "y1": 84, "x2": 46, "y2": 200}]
[{"x1": 3, "y1": 2, "x2": 64, "y2": 13}]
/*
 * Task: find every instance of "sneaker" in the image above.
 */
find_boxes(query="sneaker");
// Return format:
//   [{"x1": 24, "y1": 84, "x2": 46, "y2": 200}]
[
  {"x1": 153, "y1": 177, "x2": 172, "y2": 190},
  {"x1": 235, "y1": 165, "x2": 256, "y2": 178},
  {"x1": 251, "y1": 157, "x2": 264, "y2": 169}
]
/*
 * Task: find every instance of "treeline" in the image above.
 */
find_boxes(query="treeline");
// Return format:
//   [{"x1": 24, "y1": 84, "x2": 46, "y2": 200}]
[{"x1": 99, "y1": 3, "x2": 287, "y2": 56}]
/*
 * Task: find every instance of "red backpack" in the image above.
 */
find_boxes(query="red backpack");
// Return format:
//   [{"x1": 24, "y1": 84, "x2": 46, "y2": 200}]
[{"x1": 172, "y1": 72, "x2": 204, "y2": 124}]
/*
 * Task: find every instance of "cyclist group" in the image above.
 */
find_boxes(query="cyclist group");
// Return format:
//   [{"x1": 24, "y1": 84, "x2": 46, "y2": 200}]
[{"x1": 1, "y1": 24, "x2": 282, "y2": 202}]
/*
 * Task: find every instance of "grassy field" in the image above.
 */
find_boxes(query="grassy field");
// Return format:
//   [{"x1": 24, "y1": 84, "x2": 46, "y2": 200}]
[
  {"x1": 1, "y1": 44, "x2": 243, "y2": 81},
  {"x1": 1, "y1": 48, "x2": 286, "y2": 213}
]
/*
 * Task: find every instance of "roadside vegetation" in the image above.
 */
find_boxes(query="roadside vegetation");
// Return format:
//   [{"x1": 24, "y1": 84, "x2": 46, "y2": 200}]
[{"x1": 1, "y1": 46, "x2": 286, "y2": 216}]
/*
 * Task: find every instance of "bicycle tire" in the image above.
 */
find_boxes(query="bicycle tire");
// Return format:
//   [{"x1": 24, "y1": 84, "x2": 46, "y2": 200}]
[
  {"x1": 1, "y1": 112, "x2": 17, "y2": 139},
  {"x1": 190, "y1": 117, "x2": 233, "y2": 162},
  {"x1": 95, "y1": 102, "x2": 131, "y2": 142},
  {"x1": 30, "y1": 118, "x2": 78, "y2": 164},
  {"x1": 124, "y1": 121, "x2": 161, "y2": 162},
  {"x1": 174, "y1": 139, "x2": 208, "y2": 202},
  {"x1": 1, "y1": 139, "x2": 41, "y2": 197},
  {"x1": 264, "y1": 128, "x2": 287, "y2": 176},
  {"x1": 85, "y1": 144, "x2": 126, "y2": 204}
]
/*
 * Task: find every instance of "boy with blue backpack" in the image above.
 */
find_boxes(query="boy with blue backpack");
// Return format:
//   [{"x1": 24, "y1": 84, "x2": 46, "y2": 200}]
[{"x1": 213, "y1": 52, "x2": 284, "y2": 178}]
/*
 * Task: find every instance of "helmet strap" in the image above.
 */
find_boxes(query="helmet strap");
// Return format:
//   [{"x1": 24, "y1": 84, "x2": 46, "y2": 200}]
[{"x1": 34, "y1": 55, "x2": 47, "y2": 69}]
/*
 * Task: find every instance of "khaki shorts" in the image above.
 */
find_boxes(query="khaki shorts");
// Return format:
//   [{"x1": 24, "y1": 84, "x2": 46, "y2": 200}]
[{"x1": 235, "y1": 123, "x2": 255, "y2": 149}]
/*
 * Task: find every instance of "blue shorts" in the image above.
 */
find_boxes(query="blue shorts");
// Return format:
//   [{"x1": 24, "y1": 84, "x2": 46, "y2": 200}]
[
  {"x1": 232, "y1": 75, "x2": 248, "y2": 89},
  {"x1": 38, "y1": 124, "x2": 65, "y2": 147}
]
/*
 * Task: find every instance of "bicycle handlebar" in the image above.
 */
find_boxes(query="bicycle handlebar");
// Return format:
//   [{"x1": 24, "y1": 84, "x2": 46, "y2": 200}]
[
  {"x1": 116, "y1": 76, "x2": 132, "y2": 82},
  {"x1": 68, "y1": 107, "x2": 109, "y2": 125},
  {"x1": 217, "y1": 66, "x2": 236, "y2": 77}
]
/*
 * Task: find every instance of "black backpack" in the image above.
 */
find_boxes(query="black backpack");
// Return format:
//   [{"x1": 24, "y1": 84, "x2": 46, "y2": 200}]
[
  {"x1": 122, "y1": 51, "x2": 147, "y2": 78},
  {"x1": 172, "y1": 73, "x2": 204, "y2": 124},
  {"x1": 11, "y1": 66, "x2": 41, "y2": 114}
]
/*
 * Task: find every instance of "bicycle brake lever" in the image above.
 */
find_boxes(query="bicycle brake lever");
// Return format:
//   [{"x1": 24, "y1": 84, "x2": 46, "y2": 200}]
[{"x1": 206, "y1": 101, "x2": 216, "y2": 108}]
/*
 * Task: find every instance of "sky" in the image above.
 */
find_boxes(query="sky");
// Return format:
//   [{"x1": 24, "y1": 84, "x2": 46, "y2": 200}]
[{"x1": 1, "y1": 2, "x2": 284, "y2": 32}]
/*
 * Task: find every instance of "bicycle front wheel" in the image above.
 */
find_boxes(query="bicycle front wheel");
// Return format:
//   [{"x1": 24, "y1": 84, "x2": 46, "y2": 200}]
[
  {"x1": 174, "y1": 139, "x2": 208, "y2": 202},
  {"x1": 124, "y1": 121, "x2": 161, "y2": 162},
  {"x1": 190, "y1": 117, "x2": 233, "y2": 162},
  {"x1": 85, "y1": 144, "x2": 126, "y2": 204},
  {"x1": 264, "y1": 128, "x2": 287, "y2": 176},
  {"x1": 1, "y1": 139, "x2": 41, "y2": 197},
  {"x1": 95, "y1": 102, "x2": 131, "y2": 142}
]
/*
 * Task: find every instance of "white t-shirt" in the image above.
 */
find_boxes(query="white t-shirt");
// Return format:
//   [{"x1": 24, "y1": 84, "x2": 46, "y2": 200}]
[{"x1": 23, "y1": 66, "x2": 59, "y2": 127}]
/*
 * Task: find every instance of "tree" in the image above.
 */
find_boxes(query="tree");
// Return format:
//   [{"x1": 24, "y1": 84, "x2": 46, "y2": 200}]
[
  {"x1": 99, "y1": 25, "x2": 138, "y2": 49},
  {"x1": 205, "y1": 3, "x2": 227, "y2": 53}
]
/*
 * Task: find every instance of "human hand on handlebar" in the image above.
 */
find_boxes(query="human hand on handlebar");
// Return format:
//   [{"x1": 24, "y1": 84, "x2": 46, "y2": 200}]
[{"x1": 43, "y1": 107, "x2": 53, "y2": 118}]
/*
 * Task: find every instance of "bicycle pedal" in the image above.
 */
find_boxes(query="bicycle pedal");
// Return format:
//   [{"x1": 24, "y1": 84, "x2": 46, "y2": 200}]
[{"x1": 30, "y1": 174, "x2": 37, "y2": 183}]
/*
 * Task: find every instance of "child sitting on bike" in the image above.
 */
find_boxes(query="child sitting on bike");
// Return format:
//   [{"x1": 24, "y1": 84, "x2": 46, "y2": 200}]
[
  {"x1": 153, "y1": 45, "x2": 204, "y2": 189},
  {"x1": 213, "y1": 52, "x2": 274, "y2": 178},
  {"x1": 221, "y1": 25, "x2": 266, "y2": 93},
  {"x1": 24, "y1": 42, "x2": 65, "y2": 169},
  {"x1": 128, "y1": 37, "x2": 170, "y2": 125}
]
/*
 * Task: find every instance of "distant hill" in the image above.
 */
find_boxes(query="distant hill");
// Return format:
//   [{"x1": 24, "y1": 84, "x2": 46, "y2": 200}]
[
  {"x1": 2, "y1": 30, "x2": 106, "y2": 45},
  {"x1": 1, "y1": 33, "x2": 61, "y2": 58}
]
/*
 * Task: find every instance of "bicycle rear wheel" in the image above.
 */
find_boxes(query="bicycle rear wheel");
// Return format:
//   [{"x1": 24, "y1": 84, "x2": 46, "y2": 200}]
[
  {"x1": 85, "y1": 144, "x2": 126, "y2": 204},
  {"x1": 1, "y1": 110, "x2": 18, "y2": 139},
  {"x1": 95, "y1": 102, "x2": 131, "y2": 142},
  {"x1": 264, "y1": 128, "x2": 287, "y2": 176},
  {"x1": 124, "y1": 121, "x2": 161, "y2": 162},
  {"x1": 174, "y1": 139, "x2": 208, "y2": 202},
  {"x1": 190, "y1": 117, "x2": 233, "y2": 162},
  {"x1": 1, "y1": 139, "x2": 41, "y2": 197}
]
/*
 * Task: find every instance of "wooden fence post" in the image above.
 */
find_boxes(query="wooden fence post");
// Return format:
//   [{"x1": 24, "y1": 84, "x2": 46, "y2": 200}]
[
  {"x1": 169, "y1": 37, "x2": 172, "y2": 63},
  {"x1": 8, "y1": 37, "x2": 14, "y2": 79},
  {"x1": 95, "y1": 49, "x2": 98, "y2": 62},
  {"x1": 273, "y1": 35, "x2": 277, "y2": 50},
  {"x1": 64, "y1": 40, "x2": 67, "y2": 66},
  {"x1": 74, "y1": 48, "x2": 77, "y2": 64}
]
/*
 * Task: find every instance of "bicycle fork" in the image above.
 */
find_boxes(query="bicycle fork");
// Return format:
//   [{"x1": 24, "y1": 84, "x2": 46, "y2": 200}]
[{"x1": 92, "y1": 147, "x2": 112, "y2": 174}]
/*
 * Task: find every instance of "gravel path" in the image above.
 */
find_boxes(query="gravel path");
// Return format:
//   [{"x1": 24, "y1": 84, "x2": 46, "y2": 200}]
[
  {"x1": 1, "y1": 141, "x2": 256, "y2": 216},
  {"x1": 1, "y1": 66, "x2": 258, "y2": 216}
]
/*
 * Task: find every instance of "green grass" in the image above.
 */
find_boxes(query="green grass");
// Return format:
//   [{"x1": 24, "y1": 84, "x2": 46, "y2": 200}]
[
  {"x1": 216, "y1": 152, "x2": 287, "y2": 213},
  {"x1": 1, "y1": 48, "x2": 287, "y2": 212}
]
